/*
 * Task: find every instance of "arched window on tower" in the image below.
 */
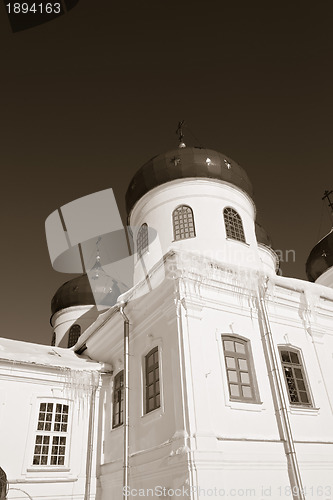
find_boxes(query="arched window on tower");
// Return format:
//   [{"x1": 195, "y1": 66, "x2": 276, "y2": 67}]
[
  {"x1": 68, "y1": 324, "x2": 81, "y2": 348},
  {"x1": 172, "y1": 205, "x2": 196, "y2": 241},
  {"x1": 137, "y1": 223, "x2": 149, "y2": 257},
  {"x1": 51, "y1": 332, "x2": 56, "y2": 347},
  {"x1": 223, "y1": 207, "x2": 246, "y2": 243}
]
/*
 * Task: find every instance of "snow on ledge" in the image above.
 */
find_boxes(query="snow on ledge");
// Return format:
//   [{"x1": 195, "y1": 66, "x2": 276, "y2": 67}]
[{"x1": 0, "y1": 337, "x2": 102, "y2": 370}]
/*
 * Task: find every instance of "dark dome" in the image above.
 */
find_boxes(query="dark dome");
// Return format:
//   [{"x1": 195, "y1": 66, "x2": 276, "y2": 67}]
[
  {"x1": 126, "y1": 147, "x2": 253, "y2": 216},
  {"x1": 51, "y1": 274, "x2": 125, "y2": 316},
  {"x1": 306, "y1": 229, "x2": 333, "y2": 282}
]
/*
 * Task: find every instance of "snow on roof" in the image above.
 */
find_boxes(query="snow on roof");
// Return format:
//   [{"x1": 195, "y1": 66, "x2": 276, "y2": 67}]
[{"x1": 0, "y1": 337, "x2": 102, "y2": 371}]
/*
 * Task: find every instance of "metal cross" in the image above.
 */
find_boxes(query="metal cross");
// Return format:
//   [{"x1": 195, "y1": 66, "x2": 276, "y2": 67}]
[
  {"x1": 176, "y1": 120, "x2": 185, "y2": 145},
  {"x1": 322, "y1": 190, "x2": 333, "y2": 213}
]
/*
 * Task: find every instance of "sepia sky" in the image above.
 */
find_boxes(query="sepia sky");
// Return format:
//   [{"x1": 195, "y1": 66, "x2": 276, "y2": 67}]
[{"x1": 0, "y1": 1, "x2": 332, "y2": 345}]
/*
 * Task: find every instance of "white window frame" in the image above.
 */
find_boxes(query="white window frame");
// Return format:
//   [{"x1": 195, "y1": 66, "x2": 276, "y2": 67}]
[{"x1": 30, "y1": 399, "x2": 71, "y2": 469}]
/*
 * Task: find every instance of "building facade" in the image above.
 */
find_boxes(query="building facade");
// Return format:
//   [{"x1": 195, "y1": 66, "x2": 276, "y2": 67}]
[{"x1": 1, "y1": 144, "x2": 332, "y2": 499}]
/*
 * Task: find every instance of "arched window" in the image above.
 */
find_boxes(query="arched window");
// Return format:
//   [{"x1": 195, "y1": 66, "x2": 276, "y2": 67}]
[
  {"x1": 51, "y1": 332, "x2": 56, "y2": 347},
  {"x1": 112, "y1": 370, "x2": 124, "y2": 428},
  {"x1": 145, "y1": 347, "x2": 160, "y2": 413},
  {"x1": 137, "y1": 223, "x2": 149, "y2": 257},
  {"x1": 279, "y1": 347, "x2": 312, "y2": 406},
  {"x1": 68, "y1": 324, "x2": 81, "y2": 348},
  {"x1": 223, "y1": 207, "x2": 246, "y2": 243},
  {"x1": 222, "y1": 335, "x2": 259, "y2": 403},
  {"x1": 172, "y1": 205, "x2": 196, "y2": 241}
]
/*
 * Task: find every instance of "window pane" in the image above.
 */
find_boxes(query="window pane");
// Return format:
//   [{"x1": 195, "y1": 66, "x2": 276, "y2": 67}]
[
  {"x1": 299, "y1": 392, "x2": 309, "y2": 403},
  {"x1": 240, "y1": 372, "x2": 250, "y2": 384},
  {"x1": 242, "y1": 386, "x2": 252, "y2": 398},
  {"x1": 290, "y1": 352, "x2": 299, "y2": 364},
  {"x1": 223, "y1": 340, "x2": 235, "y2": 352},
  {"x1": 230, "y1": 384, "x2": 240, "y2": 397},
  {"x1": 227, "y1": 370, "x2": 238, "y2": 383},
  {"x1": 235, "y1": 342, "x2": 246, "y2": 354},
  {"x1": 281, "y1": 351, "x2": 290, "y2": 363},
  {"x1": 147, "y1": 353, "x2": 154, "y2": 368},
  {"x1": 296, "y1": 379, "x2": 306, "y2": 391},
  {"x1": 226, "y1": 357, "x2": 236, "y2": 369},
  {"x1": 238, "y1": 359, "x2": 248, "y2": 371}
]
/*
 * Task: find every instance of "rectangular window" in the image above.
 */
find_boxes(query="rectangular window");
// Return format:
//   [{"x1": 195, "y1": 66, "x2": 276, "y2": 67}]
[
  {"x1": 33, "y1": 402, "x2": 69, "y2": 466},
  {"x1": 279, "y1": 348, "x2": 312, "y2": 406},
  {"x1": 145, "y1": 347, "x2": 160, "y2": 413},
  {"x1": 112, "y1": 371, "x2": 124, "y2": 428},
  {"x1": 222, "y1": 336, "x2": 258, "y2": 403}
]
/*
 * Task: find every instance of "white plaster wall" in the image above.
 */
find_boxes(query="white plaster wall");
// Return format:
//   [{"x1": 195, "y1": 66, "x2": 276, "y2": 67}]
[
  {"x1": 129, "y1": 179, "x2": 276, "y2": 284},
  {"x1": 95, "y1": 281, "x2": 190, "y2": 499},
  {"x1": 0, "y1": 362, "x2": 99, "y2": 500}
]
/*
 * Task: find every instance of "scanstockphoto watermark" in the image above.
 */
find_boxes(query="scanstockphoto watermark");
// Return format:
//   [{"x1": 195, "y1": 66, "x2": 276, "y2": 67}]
[
  {"x1": 123, "y1": 484, "x2": 332, "y2": 497},
  {"x1": 123, "y1": 485, "x2": 258, "y2": 497}
]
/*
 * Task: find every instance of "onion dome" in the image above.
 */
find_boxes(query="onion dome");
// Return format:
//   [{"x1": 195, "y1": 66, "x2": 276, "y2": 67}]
[
  {"x1": 51, "y1": 274, "x2": 125, "y2": 316},
  {"x1": 126, "y1": 147, "x2": 253, "y2": 216},
  {"x1": 306, "y1": 229, "x2": 333, "y2": 282}
]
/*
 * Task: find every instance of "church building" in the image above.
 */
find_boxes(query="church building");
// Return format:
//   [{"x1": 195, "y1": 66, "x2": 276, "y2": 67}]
[{"x1": 1, "y1": 141, "x2": 332, "y2": 500}]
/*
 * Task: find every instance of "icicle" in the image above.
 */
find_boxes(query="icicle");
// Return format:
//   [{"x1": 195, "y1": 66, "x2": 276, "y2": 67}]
[{"x1": 59, "y1": 368, "x2": 100, "y2": 413}]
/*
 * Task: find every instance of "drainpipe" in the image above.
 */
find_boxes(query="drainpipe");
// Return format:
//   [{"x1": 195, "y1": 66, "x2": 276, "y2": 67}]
[
  {"x1": 119, "y1": 304, "x2": 130, "y2": 499},
  {"x1": 257, "y1": 277, "x2": 305, "y2": 500},
  {"x1": 176, "y1": 296, "x2": 197, "y2": 500},
  {"x1": 84, "y1": 382, "x2": 98, "y2": 500}
]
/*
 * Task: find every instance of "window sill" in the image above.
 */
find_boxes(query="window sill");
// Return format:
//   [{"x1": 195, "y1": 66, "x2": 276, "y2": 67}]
[
  {"x1": 26, "y1": 466, "x2": 70, "y2": 473},
  {"x1": 289, "y1": 406, "x2": 320, "y2": 416},
  {"x1": 227, "y1": 400, "x2": 264, "y2": 412},
  {"x1": 225, "y1": 238, "x2": 250, "y2": 247},
  {"x1": 141, "y1": 405, "x2": 164, "y2": 421},
  {"x1": 111, "y1": 423, "x2": 123, "y2": 432}
]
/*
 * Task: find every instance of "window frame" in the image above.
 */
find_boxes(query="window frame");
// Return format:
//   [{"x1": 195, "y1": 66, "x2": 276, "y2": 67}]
[
  {"x1": 278, "y1": 346, "x2": 313, "y2": 407},
  {"x1": 137, "y1": 223, "x2": 149, "y2": 258},
  {"x1": 32, "y1": 401, "x2": 70, "y2": 468},
  {"x1": 112, "y1": 370, "x2": 124, "y2": 429},
  {"x1": 172, "y1": 204, "x2": 196, "y2": 241},
  {"x1": 145, "y1": 347, "x2": 160, "y2": 414},
  {"x1": 223, "y1": 207, "x2": 246, "y2": 243},
  {"x1": 221, "y1": 335, "x2": 260, "y2": 404}
]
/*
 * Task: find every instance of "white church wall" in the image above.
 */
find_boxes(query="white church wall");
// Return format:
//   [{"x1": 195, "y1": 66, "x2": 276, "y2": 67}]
[
  {"x1": 90, "y1": 279, "x2": 191, "y2": 499},
  {"x1": 0, "y1": 354, "x2": 101, "y2": 500},
  {"x1": 129, "y1": 179, "x2": 272, "y2": 285}
]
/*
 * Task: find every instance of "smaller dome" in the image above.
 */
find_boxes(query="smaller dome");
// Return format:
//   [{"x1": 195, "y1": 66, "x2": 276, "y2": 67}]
[
  {"x1": 306, "y1": 229, "x2": 333, "y2": 282},
  {"x1": 51, "y1": 274, "x2": 125, "y2": 316}
]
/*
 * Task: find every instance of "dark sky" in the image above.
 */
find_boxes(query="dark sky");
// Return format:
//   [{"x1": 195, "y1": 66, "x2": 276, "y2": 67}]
[{"x1": 1, "y1": 1, "x2": 332, "y2": 345}]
